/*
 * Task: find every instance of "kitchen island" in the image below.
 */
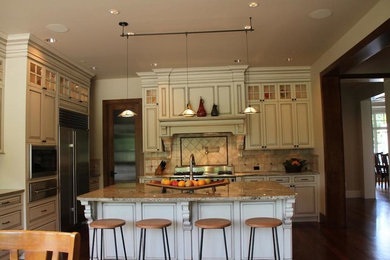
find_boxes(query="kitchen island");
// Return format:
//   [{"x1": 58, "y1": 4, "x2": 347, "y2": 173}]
[{"x1": 78, "y1": 181, "x2": 295, "y2": 260}]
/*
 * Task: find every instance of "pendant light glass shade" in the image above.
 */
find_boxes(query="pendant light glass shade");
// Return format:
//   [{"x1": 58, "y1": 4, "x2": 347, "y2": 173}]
[
  {"x1": 243, "y1": 105, "x2": 258, "y2": 114},
  {"x1": 118, "y1": 109, "x2": 137, "y2": 117},
  {"x1": 181, "y1": 103, "x2": 196, "y2": 117},
  {"x1": 118, "y1": 22, "x2": 137, "y2": 118}
]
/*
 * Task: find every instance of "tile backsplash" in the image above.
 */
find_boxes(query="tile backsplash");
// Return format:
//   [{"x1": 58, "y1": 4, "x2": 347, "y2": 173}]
[{"x1": 143, "y1": 133, "x2": 318, "y2": 175}]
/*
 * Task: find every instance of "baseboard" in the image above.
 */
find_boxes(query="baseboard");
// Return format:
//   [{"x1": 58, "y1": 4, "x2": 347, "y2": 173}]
[{"x1": 346, "y1": 190, "x2": 362, "y2": 198}]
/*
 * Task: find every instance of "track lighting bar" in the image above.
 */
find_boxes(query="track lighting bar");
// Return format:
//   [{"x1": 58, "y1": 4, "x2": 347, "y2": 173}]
[{"x1": 119, "y1": 17, "x2": 254, "y2": 38}]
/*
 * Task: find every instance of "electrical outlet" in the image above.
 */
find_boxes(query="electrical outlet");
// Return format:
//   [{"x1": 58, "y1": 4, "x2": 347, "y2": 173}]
[{"x1": 253, "y1": 165, "x2": 260, "y2": 171}]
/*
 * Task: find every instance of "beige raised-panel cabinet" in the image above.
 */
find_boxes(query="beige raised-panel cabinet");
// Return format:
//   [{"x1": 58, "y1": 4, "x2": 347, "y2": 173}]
[
  {"x1": 0, "y1": 58, "x2": 5, "y2": 153},
  {"x1": 245, "y1": 84, "x2": 279, "y2": 150},
  {"x1": 143, "y1": 88, "x2": 161, "y2": 152},
  {"x1": 278, "y1": 83, "x2": 312, "y2": 149},
  {"x1": 26, "y1": 60, "x2": 57, "y2": 145}
]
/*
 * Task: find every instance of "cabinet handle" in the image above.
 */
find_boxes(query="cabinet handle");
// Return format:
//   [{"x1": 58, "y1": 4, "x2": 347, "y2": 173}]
[
  {"x1": 42, "y1": 87, "x2": 47, "y2": 90},
  {"x1": 156, "y1": 103, "x2": 159, "y2": 105},
  {"x1": 1, "y1": 201, "x2": 10, "y2": 205},
  {"x1": 79, "y1": 100, "x2": 83, "y2": 103},
  {"x1": 69, "y1": 97, "x2": 72, "y2": 99},
  {"x1": 42, "y1": 140, "x2": 47, "y2": 143},
  {"x1": 2, "y1": 221, "x2": 10, "y2": 225},
  {"x1": 41, "y1": 209, "x2": 47, "y2": 213},
  {"x1": 301, "y1": 178, "x2": 309, "y2": 181}
]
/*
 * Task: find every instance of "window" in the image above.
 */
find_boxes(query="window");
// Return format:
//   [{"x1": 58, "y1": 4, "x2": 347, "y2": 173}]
[{"x1": 371, "y1": 93, "x2": 387, "y2": 153}]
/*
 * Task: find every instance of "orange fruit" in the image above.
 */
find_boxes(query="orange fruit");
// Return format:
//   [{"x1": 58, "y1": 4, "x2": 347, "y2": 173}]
[
  {"x1": 192, "y1": 180, "x2": 198, "y2": 186},
  {"x1": 204, "y1": 178, "x2": 212, "y2": 184},
  {"x1": 198, "y1": 180, "x2": 206, "y2": 186},
  {"x1": 185, "y1": 180, "x2": 193, "y2": 187},
  {"x1": 178, "y1": 180, "x2": 186, "y2": 187}
]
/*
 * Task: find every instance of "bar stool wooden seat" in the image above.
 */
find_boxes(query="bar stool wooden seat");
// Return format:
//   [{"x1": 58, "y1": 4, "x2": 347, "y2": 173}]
[
  {"x1": 136, "y1": 218, "x2": 171, "y2": 260},
  {"x1": 245, "y1": 217, "x2": 282, "y2": 260},
  {"x1": 90, "y1": 218, "x2": 127, "y2": 260},
  {"x1": 195, "y1": 218, "x2": 231, "y2": 260}
]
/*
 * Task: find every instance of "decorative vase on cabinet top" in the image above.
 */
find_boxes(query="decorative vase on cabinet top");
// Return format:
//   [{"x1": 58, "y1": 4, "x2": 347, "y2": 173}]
[{"x1": 197, "y1": 97, "x2": 207, "y2": 117}]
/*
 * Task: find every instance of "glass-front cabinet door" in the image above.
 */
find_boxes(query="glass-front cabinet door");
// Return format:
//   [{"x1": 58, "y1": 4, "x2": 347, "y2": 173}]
[
  {"x1": 59, "y1": 76, "x2": 70, "y2": 98},
  {"x1": 29, "y1": 61, "x2": 43, "y2": 88},
  {"x1": 44, "y1": 69, "x2": 57, "y2": 93}
]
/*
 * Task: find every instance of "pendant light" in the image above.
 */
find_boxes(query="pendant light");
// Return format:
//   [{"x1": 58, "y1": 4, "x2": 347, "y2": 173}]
[
  {"x1": 118, "y1": 22, "x2": 137, "y2": 117},
  {"x1": 181, "y1": 33, "x2": 196, "y2": 117},
  {"x1": 243, "y1": 27, "x2": 259, "y2": 115}
]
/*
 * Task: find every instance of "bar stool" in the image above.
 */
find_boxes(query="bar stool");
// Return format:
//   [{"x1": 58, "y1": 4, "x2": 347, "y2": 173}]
[
  {"x1": 90, "y1": 218, "x2": 127, "y2": 260},
  {"x1": 195, "y1": 218, "x2": 231, "y2": 260},
  {"x1": 245, "y1": 217, "x2": 282, "y2": 260},
  {"x1": 136, "y1": 218, "x2": 171, "y2": 260}
]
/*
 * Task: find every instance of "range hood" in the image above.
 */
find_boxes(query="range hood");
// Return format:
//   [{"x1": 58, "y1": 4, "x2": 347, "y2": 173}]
[
  {"x1": 159, "y1": 115, "x2": 246, "y2": 137},
  {"x1": 159, "y1": 115, "x2": 246, "y2": 152}
]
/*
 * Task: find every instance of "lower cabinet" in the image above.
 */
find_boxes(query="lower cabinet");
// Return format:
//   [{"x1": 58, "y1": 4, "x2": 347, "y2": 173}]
[
  {"x1": 0, "y1": 190, "x2": 24, "y2": 260},
  {"x1": 241, "y1": 174, "x2": 319, "y2": 221},
  {"x1": 27, "y1": 197, "x2": 58, "y2": 230}
]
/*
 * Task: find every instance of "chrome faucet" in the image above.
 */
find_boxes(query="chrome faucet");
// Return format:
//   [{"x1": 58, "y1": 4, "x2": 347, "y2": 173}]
[{"x1": 189, "y1": 154, "x2": 196, "y2": 180}]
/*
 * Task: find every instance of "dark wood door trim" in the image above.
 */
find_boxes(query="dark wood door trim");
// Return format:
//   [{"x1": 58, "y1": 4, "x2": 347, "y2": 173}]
[
  {"x1": 103, "y1": 99, "x2": 143, "y2": 187},
  {"x1": 321, "y1": 18, "x2": 390, "y2": 227}
]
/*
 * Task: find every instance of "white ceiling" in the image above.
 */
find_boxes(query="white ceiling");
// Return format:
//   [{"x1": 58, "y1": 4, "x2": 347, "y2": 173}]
[{"x1": 0, "y1": 0, "x2": 379, "y2": 79}]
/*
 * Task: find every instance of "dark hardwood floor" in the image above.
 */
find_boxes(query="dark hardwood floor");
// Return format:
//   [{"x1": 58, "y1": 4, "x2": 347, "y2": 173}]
[
  {"x1": 76, "y1": 188, "x2": 390, "y2": 259},
  {"x1": 293, "y1": 188, "x2": 390, "y2": 260}
]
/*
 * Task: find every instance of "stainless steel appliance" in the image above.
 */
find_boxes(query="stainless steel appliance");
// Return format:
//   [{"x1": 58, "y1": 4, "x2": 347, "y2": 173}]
[
  {"x1": 59, "y1": 109, "x2": 89, "y2": 231},
  {"x1": 29, "y1": 145, "x2": 57, "y2": 179},
  {"x1": 29, "y1": 179, "x2": 57, "y2": 202}
]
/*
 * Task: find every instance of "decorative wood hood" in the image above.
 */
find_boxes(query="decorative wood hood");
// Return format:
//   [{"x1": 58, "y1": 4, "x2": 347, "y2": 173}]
[{"x1": 159, "y1": 115, "x2": 246, "y2": 136}]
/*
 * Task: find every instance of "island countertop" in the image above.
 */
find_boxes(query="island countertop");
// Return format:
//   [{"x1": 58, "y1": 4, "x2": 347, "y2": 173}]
[{"x1": 77, "y1": 181, "x2": 295, "y2": 203}]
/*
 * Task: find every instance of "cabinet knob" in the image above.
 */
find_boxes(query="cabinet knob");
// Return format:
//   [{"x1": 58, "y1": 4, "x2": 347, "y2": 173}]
[
  {"x1": 43, "y1": 87, "x2": 47, "y2": 90},
  {"x1": 42, "y1": 140, "x2": 47, "y2": 143}
]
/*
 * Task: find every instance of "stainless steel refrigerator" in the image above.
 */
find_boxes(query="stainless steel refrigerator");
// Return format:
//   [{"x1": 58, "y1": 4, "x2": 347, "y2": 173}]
[{"x1": 59, "y1": 109, "x2": 89, "y2": 232}]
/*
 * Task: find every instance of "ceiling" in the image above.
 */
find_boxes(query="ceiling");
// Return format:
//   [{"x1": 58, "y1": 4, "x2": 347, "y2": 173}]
[{"x1": 0, "y1": 0, "x2": 380, "y2": 79}]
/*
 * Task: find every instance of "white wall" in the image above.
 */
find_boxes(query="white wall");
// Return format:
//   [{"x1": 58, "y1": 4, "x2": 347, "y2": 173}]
[
  {"x1": 90, "y1": 77, "x2": 142, "y2": 187},
  {"x1": 310, "y1": 0, "x2": 390, "y2": 214},
  {"x1": 0, "y1": 55, "x2": 27, "y2": 189}
]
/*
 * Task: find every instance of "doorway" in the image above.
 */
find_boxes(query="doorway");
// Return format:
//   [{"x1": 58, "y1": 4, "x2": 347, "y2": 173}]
[{"x1": 103, "y1": 99, "x2": 143, "y2": 186}]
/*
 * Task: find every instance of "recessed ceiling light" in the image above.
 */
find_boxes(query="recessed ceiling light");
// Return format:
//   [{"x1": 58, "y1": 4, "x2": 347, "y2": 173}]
[
  {"x1": 309, "y1": 9, "x2": 332, "y2": 19},
  {"x1": 151, "y1": 63, "x2": 158, "y2": 67},
  {"x1": 234, "y1": 59, "x2": 242, "y2": 63},
  {"x1": 286, "y1": 57, "x2": 293, "y2": 62},
  {"x1": 45, "y1": 38, "x2": 56, "y2": 43},
  {"x1": 46, "y1": 24, "x2": 69, "y2": 33},
  {"x1": 109, "y1": 9, "x2": 120, "y2": 15},
  {"x1": 91, "y1": 66, "x2": 96, "y2": 71},
  {"x1": 248, "y1": 2, "x2": 258, "y2": 8}
]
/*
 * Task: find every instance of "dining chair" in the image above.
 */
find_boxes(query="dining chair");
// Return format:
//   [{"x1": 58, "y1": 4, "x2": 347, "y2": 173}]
[
  {"x1": 0, "y1": 230, "x2": 80, "y2": 260},
  {"x1": 381, "y1": 153, "x2": 390, "y2": 188}
]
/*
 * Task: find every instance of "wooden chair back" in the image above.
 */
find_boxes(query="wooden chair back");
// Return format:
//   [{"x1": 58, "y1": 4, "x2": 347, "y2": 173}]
[{"x1": 0, "y1": 230, "x2": 80, "y2": 260}]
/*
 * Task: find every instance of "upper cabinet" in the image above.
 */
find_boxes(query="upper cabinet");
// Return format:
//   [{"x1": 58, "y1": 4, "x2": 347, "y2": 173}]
[
  {"x1": 245, "y1": 68, "x2": 313, "y2": 150},
  {"x1": 26, "y1": 60, "x2": 57, "y2": 144},
  {"x1": 59, "y1": 75, "x2": 89, "y2": 114},
  {"x1": 142, "y1": 87, "x2": 161, "y2": 152}
]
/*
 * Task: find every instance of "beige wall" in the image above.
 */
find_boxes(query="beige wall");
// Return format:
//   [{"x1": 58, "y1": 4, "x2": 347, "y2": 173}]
[
  {"x1": 0, "y1": 54, "x2": 27, "y2": 189},
  {"x1": 311, "y1": 0, "x2": 390, "y2": 214},
  {"x1": 341, "y1": 83, "x2": 383, "y2": 197},
  {"x1": 90, "y1": 77, "x2": 142, "y2": 187}
]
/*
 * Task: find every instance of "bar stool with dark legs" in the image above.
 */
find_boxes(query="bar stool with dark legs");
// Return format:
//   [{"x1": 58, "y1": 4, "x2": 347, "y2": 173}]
[
  {"x1": 245, "y1": 217, "x2": 282, "y2": 260},
  {"x1": 195, "y1": 218, "x2": 231, "y2": 260},
  {"x1": 90, "y1": 218, "x2": 127, "y2": 260},
  {"x1": 136, "y1": 218, "x2": 171, "y2": 260}
]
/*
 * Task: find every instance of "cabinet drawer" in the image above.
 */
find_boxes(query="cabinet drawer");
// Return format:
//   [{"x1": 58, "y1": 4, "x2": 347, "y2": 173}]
[
  {"x1": 0, "y1": 210, "x2": 22, "y2": 229},
  {"x1": 244, "y1": 177, "x2": 266, "y2": 182},
  {"x1": 0, "y1": 195, "x2": 21, "y2": 209},
  {"x1": 268, "y1": 176, "x2": 290, "y2": 183},
  {"x1": 29, "y1": 200, "x2": 56, "y2": 223},
  {"x1": 34, "y1": 220, "x2": 57, "y2": 231},
  {"x1": 293, "y1": 176, "x2": 315, "y2": 183}
]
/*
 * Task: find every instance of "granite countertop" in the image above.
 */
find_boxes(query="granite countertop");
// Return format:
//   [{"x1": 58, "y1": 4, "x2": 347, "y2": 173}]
[
  {"x1": 0, "y1": 189, "x2": 24, "y2": 197},
  {"x1": 77, "y1": 181, "x2": 295, "y2": 203}
]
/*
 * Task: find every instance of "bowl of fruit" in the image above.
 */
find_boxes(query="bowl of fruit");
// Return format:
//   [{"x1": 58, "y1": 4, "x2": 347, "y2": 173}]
[{"x1": 147, "y1": 178, "x2": 229, "y2": 193}]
